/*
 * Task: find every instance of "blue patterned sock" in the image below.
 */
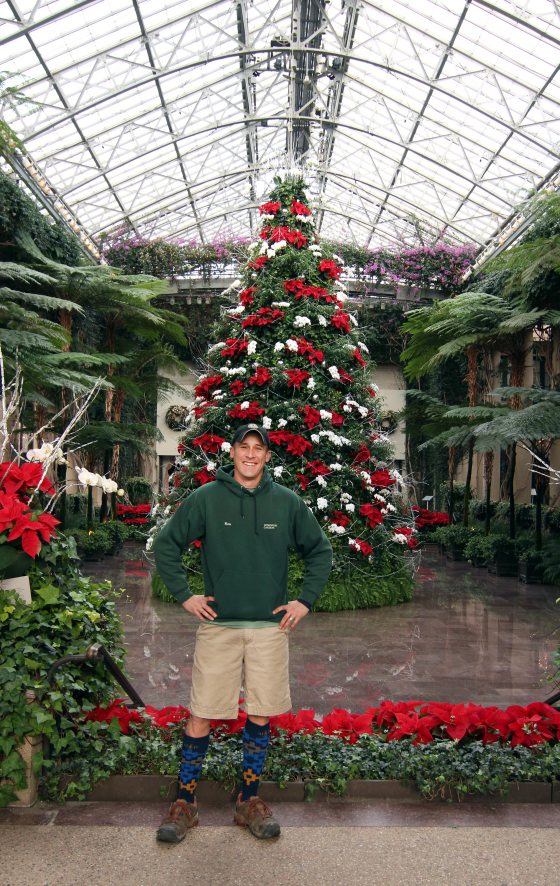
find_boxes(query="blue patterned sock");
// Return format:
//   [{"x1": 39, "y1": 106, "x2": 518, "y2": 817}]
[
  {"x1": 177, "y1": 732, "x2": 210, "y2": 803},
  {"x1": 241, "y1": 719, "x2": 270, "y2": 801}
]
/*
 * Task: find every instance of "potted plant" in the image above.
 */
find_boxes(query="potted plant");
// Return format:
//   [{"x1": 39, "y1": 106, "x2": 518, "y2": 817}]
[
  {"x1": 486, "y1": 535, "x2": 519, "y2": 577},
  {"x1": 518, "y1": 549, "x2": 544, "y2": 584},
  {"x1": 0, "y1": 459, "x2": 60, "y2": 600},
  {"x1": 440, "y1": 525, "x2": 475, "y2": 561}
]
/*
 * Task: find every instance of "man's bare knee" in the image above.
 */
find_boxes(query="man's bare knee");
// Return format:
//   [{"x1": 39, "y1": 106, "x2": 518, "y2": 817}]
[{"x1": 186, "y1": 715, "x2": 211, "y2": 738}]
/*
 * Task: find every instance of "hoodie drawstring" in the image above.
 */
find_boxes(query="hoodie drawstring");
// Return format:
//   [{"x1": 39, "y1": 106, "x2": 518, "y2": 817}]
[{"x1": 239, "y1": 488, "x2": 259, "y2": 534}]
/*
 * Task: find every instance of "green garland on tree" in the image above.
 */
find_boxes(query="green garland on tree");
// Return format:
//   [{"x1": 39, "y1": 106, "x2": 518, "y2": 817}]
[{"x1": 151, "y1": 177, "x2": 415, "y2": 610}]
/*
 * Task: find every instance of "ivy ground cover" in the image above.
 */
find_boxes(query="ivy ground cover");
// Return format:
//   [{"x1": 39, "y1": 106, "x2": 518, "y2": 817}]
[{"x1": 52, "y1": 698, "x2": 560, "y2": 803}]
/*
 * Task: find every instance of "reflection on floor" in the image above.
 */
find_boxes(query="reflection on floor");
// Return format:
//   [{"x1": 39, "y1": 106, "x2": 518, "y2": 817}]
[{"x1": 83, "y1": 544, "x2": 560, "y2": 713}]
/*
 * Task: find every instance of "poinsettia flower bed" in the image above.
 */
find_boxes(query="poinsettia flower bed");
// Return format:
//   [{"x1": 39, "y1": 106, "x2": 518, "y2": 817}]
[
  {"x1": 86, "y1": 699, "x2": 560, "y2": 749},
  {"x1": 116, "y1": 503, "x2": 151, "y2": 525},
  {"x1": 41, "y1": 699, "x2": 560, "y2": 803}
]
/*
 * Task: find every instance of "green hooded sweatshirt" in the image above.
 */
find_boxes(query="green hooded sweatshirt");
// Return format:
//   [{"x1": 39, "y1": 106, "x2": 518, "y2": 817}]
[{"x1": 153, "y1": 464, "x2": 332, "y2": 622}]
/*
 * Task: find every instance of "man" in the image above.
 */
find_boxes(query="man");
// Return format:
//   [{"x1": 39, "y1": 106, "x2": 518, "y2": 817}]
[{"x1": 153, "y1": 423, "x2": 332, "y2": 842}]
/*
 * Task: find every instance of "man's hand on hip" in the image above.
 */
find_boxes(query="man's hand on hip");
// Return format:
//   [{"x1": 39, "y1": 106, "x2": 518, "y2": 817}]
[
  {"x1": 182, "y1": 595, "x2": 216, "y2": 621},
  {"x1": 273, "y1": 600, "x2": 309, "y2": 631}
]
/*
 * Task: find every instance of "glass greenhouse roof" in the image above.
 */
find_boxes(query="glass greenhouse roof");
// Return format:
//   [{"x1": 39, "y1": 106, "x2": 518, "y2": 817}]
[{"x1": 2, "y1": 0, "x2": 560, "y2": 258}]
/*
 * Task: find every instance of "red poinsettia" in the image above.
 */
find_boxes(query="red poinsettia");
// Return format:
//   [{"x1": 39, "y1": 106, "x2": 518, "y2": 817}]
[
  {"x1": 247, "y1": 256, "x2": 269, "y2": 271},
  {"x1": 352, "y1": 347, "x2": 366, "y2": 367},
  {"x1": 227, "y1": 401, "x2": 266, "y2": 420},
  {"x1": 302, "y1": 405, "x2": 321, "y2": 429},
  {"x1": 296, "y1": 473, "x2": 310, "y2": 491},
  {"x1": 229, "y1": 380, "x2": 246, "y2": 396},
  {"x1": 261, "y1": 225, "x2": 291, "y2": 243},
  {"x1": 194, "y1": 374, "x2": 223, "y2": 399},
  {"x1": 369, "y1": 469, "x2": 396, "y2": 488},
  {"x1": 330, "y1": 310, "x2": 351, "y2": 333},
  {"x1": 359, "y1": 503, "x2": 384, "y2": 528},
  {"x1": 296, "y1": 337, "x2": 324, "y2": 365},
  {"x1": 249, "y1": 366, "x2": 272, "y2": 386},
  {"x1": 239, "y1": 286, "x2": 256, "y2": 306},
  {"x1": 393, "y1": 526, "x2": 418, "y2": 549},
  {"x1": 290, "y1": 199, "x2": 311, "y2": 216},
  {"x1": 330, "y1": 510, "x2": 351, "y2": 527},
  {"x1": 242, "y1": 308, "x2": 284, "y2": 328},
  {"x1": 305, "y1": 460, "x2": 330, "y2": 477},
  {"x1": 221, "y1": 337, "x2": 249, "y2": 358},
  {"x1": 338, "y1": 368, "x2": 353, "y2": 384},
  {"x1": 85, "y1": 699, "x2": 560, "y2": 749},
  {"x1": 192, "y1": 433, "x2": 225, "y2": 454},
  {"x1": 0, "y1": 490, "x2": 60, "y2": 557},
  {"x1": 268, "y1": 430, "x2": 293, "y2": 447},
  {"x1": 193, "y1": 467, "x2": 216, "y2": 486},
  {"x1": 352, "y1": 444, "x2": 371, "y2": 465},
  {"x1": 350, "y1": 538, "x2": 373, "y2": 556},
  {"x1": 285, "y1": 229, "x2": 307, "y2": 248},
  {"x1": 286, "y1": 434, "x2": 313, "y2": 457},
  {"x1": 318, "y1": 259, "x2": 343, "y2": 280},
  {"x1": 285, "y1": 368, "x2": 310, "y2": 389},
  {"x1": 0, "y1": 461, "x2": 55, "y2": 496},
  {"x1": 259, "y1": 201, "x2": 281, "y2": 215},
  {"x1": 412, "y1": 507, "x2": 449, "y2": 530},
  {"x1": 331, "y1": 410, "x2": 345, "y2": 427}
]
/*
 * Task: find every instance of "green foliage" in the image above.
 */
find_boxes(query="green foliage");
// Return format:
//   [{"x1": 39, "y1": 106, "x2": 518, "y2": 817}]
[
  {"x1": 431, "y1": 524, "x2": 478, "y2": 553},
  {"x1": 0, "y1": 171, "x2": 82, "y2": 265},
  {"x1": 42, "y1": 722, "x2": 560, "y2": 804},
  {"x1": 0, "y1": 543, "x2": 124, "y2": 806},
  {"x1": 69, "y1": 527, "x2": 114, "y2": 559},
  {"x1": 357, "y1": 302, "x2": 406, "y2": 364},
  {"x1": 125, "y1": 476, "x2": 153, "y2": 505},
  {"x1": 464, "y1": 533, "x2": 518, "y2": 565}
]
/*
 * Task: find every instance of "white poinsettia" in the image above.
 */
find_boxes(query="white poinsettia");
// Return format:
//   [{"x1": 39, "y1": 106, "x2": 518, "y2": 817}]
[
  {"x1": 329, "y1": 463, "x2": 342, "y2": 471},
  {"x1": 316, "y1": 475, "x2": 327, "y2": 488},
  {"x1": 247, "y1": 340, "x2": 257, "y2": 355},
  {"x1": 357, "y1": 341, "x2": 370, "y2": 353},
  {"x1": 293, "y1": 315, "x2": 311, "y2": 328},
  {"x1": 393, "y1": 533, "x2": 408, "y2": 544},
  {"x1": 316, "y1": 497, "x2": 328, "y2": 510},
  {"x1": 345, "y1": 503, "x2": 355, "y2": 513},
  {"x1": 272, "y1": 301, "x2": 290, "y2": 308},
  {"x1": 277, "y1": 418, "x2": 288, "y2": 428},
  {"x1": 286, "y1": 338, "x2": 298, "y2": 352},
  {"x1": 274, "y1": 342, "x2": 285, "y2": 352},
  {"x1": 262, "y1": 416, "x2": 272, "y2": 429},
  {"x1": 317, "y1": 314, "x2": 328, "y2": 327},
  {"x1": 221, "y1": 442, "x2": 231, "y2": 453},
  {"x1": 273, "y1": 466, "x2": 284, "y2": 478},
  {"x1": 306, "y1": 377, "x2": 315, "y2": 391},
  {"x1": 329, "y1": 524, "x2": 346, "y2": 535},
  {"x1": 328, "y1": 366, "x2": 340, "y2": 380}
]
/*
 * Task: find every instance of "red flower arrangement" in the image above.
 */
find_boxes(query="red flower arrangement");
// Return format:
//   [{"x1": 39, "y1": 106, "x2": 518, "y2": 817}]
[
  {"x1": 249, "y1": 366, "x2": 272, "y2": 387},
  {"x1": 220, "y1": 337, "x2": 249, "y2": 359},
  {"x1": 227, "y1": 401, "x2": 266, "y2": 420},
  {"x1": 0, "y1": 462, "x2": 60, "y2": 562},
  {"x1": 259, "y1": 201, "x2": 281, "y2": 215},
  {"x1": 116, "y1": 503, "x2": 151, "y2": 526},
  {"x1": 352, "y1": 347, "x2": 366, "y2": 368},
  {"x1": 352, "y1": 444, "x2": 371, "y2": 465},
  {"x1": 318, "y1": 259, "x2": 343, "y2": 280},
  {"x1": 290, "y1": 199, "x2": 311, "y2": 216},
  {"x1": 302, "y1": 404, "x2": 321, "y2": 429},
  {"x1": 85, "y1": 699, "x2": 560, "y2": 749},
  {"x1": 285, "y1": 368, "x2": 310, "y2": 389},
  {"x1": 193, "y1": 467, "x2": 216, "y2": 486},
  {"x1": 247, "y1": 256, "x2": 269, "y2": 271},
  {"x1": 296, "y1": 337, "x2": 324, "y2": 365},
  {"x1": 369, "y1": 469, "x2": 395, "y2": 488},
  {"x1": 350, "y1": 538, "x2": 374, "y2": 556},
  {"x1": 412, "y1": 507, "x2": 450, "y2": 530},
  {"x1": 393, "y1": 526, "x2": 418, "y2": 549},
  {"x1": 229, "y1": 380, "x2": 246, "y2": 396},
  {"x1": 330, "y1": 310, "x2": 351, "y2": 333},
  {"x1": 268, "y1": 430, "x2": 312, "y2": 457},
  {"x1": 239, "y1": 287, "x2": 256, "y2": 306},
  {"x1": 359, "y1": 503, "x2": 384, "y2": 528},
  {"x1": 305, "y1": 460, "x2": 331, "y2": 477},
  {"x1": 330, "y1": 510, "x2": 351, "y2": 528},
  {"x1": 194, "y1": 374, "x2": 223, "y2": 399},
  {"x1": 192, "y1": 433, "x2": 225, "y2": 454},
  {"x1": 241, "y1": 308, "x2": 285, "y2": 328}
]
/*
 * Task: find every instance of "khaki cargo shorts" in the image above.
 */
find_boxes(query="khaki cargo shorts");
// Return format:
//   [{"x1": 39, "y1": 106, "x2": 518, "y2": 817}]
[{"x1": 190, "y1": 623, "x2": 291, "y2": 719}]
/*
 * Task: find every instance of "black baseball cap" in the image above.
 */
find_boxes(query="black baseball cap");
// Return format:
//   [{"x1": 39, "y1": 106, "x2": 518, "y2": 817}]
[{"x1": 232, "y1": 423, "x2": 270, "y2": 447}]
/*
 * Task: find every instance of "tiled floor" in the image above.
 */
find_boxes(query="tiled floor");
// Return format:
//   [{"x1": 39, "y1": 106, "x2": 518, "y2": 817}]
[{"x1": 83, "y1": 544, "x2": 560, "y2": 713}]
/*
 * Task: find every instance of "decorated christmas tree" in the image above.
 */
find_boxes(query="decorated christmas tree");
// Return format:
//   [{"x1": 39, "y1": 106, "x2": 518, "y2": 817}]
[{"x1": 152, "y1": 177, "x2": 415, "y2": 610}]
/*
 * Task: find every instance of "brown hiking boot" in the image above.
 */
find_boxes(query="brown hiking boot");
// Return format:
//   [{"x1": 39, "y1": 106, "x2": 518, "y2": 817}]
[
  {"x1": 234, "y1": 793, "x2": 281, "y2": 839},
  {"x1": 156, "y1": 799, "x2": 198, "y2": 843}
]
